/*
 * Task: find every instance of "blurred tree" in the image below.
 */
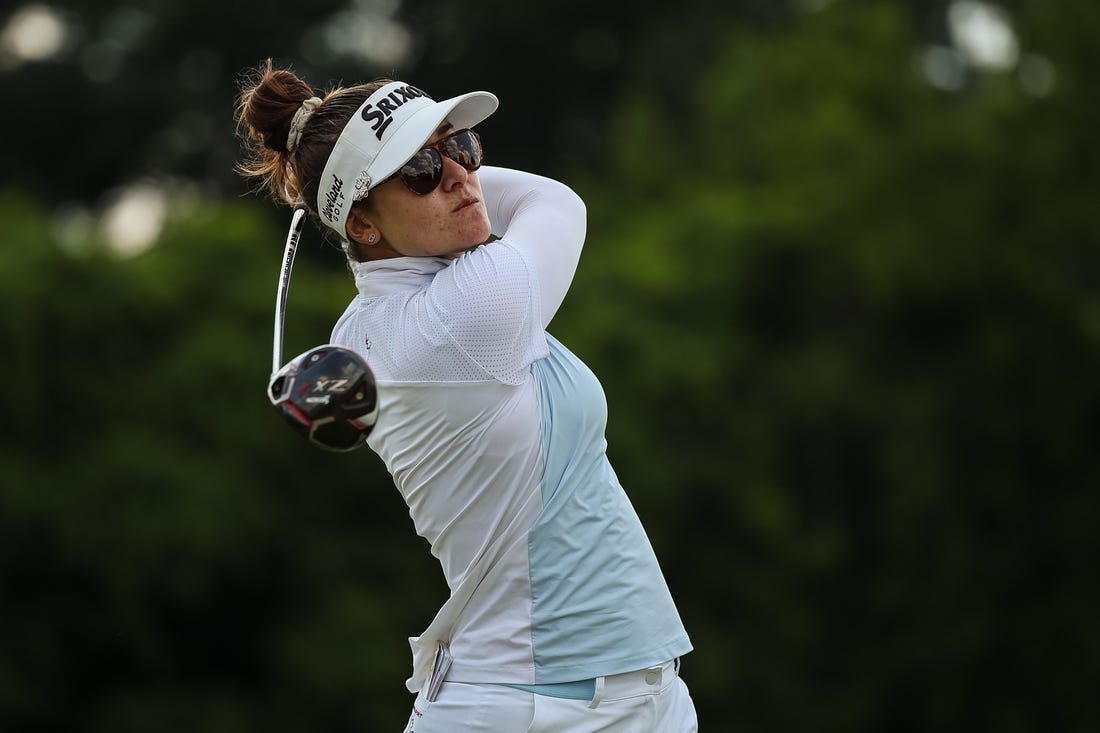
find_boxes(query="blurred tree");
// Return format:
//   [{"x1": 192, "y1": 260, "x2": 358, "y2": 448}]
[
  {"x1": 552, "y1": 2, "x2": 1100, "y2": 731},
  {"x1": 0, "y1": 0, "x2": 795, "y2": 206},
  {"x1": 0, "y1": 194, "x2": 442, "y2": 731}
]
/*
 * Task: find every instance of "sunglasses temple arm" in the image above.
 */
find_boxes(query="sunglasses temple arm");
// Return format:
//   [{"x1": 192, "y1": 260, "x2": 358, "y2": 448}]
[{"x1": 272, "y1": 205, "x2": 308, "y2": 376}]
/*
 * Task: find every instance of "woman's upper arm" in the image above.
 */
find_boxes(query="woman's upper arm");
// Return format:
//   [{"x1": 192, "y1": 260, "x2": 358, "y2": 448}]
[{"x1": 477, "y1": 166, "x2": 586, "y2": 327}]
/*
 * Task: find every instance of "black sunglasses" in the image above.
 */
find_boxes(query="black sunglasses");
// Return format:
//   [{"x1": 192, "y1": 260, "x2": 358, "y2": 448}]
[{"x1": 394, "y1": 128, "x2": 484, "y2": 195}]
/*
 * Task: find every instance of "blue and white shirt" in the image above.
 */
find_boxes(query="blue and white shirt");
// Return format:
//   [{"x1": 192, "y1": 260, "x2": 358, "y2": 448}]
[{"x1": 330, "y1": 166, "x2": 691, "y2": 693}]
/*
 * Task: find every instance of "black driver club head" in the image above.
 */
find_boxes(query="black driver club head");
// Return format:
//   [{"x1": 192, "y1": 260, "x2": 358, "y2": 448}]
[{"x1": 268, "y1": 345, "x2": 378, "y2": 452}]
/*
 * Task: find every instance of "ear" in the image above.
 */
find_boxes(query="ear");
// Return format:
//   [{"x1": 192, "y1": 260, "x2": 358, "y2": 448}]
[{"x1": 345, "y1": 207, "x2": 380, "y2": 246}]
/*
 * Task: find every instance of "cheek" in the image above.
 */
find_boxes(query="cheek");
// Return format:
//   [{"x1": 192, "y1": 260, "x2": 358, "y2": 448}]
[{"x1": 377, "y1": 192, "x2": 490, "y2": 254}]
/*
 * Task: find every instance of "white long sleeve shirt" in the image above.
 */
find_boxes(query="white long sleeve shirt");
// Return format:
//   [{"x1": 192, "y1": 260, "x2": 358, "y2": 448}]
[{"x1": 330, "y1": 166, "x2": 691, "y2": 693}]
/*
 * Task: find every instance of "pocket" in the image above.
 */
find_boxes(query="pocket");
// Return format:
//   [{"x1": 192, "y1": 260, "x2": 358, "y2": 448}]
[
  {"x1": 532, "y1": 689, "x2": 646, "y2": 731},
  {"x1": 403, "y1": 689, "x2": 431, "y2": 733}
]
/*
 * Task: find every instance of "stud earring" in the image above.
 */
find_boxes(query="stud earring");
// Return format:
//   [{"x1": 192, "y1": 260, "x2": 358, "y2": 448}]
[{"x1": 367, "y1": 233, "x2": 377, "y2": 243}]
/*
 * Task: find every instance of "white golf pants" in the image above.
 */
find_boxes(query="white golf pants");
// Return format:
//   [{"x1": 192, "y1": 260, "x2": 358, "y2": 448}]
[{"x1": 402, "y1": 658, "x2": 698, "y2": 732}]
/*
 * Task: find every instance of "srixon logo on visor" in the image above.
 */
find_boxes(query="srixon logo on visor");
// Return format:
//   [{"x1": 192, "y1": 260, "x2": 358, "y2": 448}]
[{"x1": 361, "y1": 85, "x2": 432, "y2": 140}]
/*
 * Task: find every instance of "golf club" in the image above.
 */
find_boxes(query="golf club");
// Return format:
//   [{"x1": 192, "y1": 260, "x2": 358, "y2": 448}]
[{"x1": 266, "y1": 205, "x2": 378, "y2": 451}]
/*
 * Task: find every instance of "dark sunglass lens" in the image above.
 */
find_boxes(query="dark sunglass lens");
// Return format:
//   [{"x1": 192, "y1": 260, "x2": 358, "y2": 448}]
[
  {"x1": 399, "y1": 149, "x2": 443, "y2": 194},
  {"x1": 444, "y1": 130, "x2": 483, "y2": 171}
]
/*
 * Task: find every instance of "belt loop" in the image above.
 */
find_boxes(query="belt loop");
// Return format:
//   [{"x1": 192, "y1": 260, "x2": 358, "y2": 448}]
[{"x1": 588, "y1": 676, "x2": 606, "y2": 709}]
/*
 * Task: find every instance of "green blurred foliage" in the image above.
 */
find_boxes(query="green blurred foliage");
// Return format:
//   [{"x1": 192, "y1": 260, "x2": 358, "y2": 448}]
[
  {"x1": 0, "y1": 197, "x2": 442, "y2": 731},
  {"x1": 1, "y1": 0, "x2": 1098, "y2": 731},
  {"x1": 554, "y1": 4, "x2": 1100, "y2": 730}
]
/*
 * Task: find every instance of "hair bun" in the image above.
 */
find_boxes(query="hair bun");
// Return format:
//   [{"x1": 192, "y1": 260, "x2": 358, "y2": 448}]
[{"x1": 239, "y1": 61, "x2": 317, "y2": 153}]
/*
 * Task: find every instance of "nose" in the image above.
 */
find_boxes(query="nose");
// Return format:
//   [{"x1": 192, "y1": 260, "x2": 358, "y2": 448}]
[{"x1": 439, "y1": 154, "x2": 469, "y2": 192}]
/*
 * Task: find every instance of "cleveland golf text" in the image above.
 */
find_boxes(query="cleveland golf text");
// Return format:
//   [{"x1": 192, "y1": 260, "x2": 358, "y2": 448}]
[{"x1": 321, "y1": 174, "x2": 344, "y2": 223}]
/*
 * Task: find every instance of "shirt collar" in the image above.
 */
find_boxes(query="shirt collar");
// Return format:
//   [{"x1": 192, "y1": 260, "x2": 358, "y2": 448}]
[{"x1": 351, "y1": 256, "x2": 452, "y2": 297}]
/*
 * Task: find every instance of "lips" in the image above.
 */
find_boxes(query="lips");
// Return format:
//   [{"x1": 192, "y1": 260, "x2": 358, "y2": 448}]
[{"x1": 453, "y1": 197, "x2": 478, "y2": 212}]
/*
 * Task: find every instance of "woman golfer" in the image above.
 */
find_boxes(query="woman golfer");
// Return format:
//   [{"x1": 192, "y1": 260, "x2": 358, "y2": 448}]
[{"x1": 236, "y1": 60, "x2": 697, "y2": 732}]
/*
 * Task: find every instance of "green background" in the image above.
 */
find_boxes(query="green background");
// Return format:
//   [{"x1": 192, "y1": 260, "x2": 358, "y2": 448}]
[{"x1": 1, "y1": 1, "x2": 1097, "y2": 730}]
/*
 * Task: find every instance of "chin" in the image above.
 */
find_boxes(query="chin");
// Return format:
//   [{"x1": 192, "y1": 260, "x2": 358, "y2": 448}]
[{"x1": 462, "y1": 223, "x2": 493, "y2": 249}]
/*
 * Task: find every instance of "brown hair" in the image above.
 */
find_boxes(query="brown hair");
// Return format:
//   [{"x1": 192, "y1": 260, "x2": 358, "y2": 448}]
[{"x1": 234, "y1": 59, "x2": 391, "y2": 257}]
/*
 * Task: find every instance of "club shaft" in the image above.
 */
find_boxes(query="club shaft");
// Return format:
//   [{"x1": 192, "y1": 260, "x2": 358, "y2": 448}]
[{"x1": 272, "y1": 206, "x2": 308, "y2": 375}]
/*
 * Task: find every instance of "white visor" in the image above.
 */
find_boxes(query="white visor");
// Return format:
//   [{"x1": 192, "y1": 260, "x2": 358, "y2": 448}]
[{"x1": 316, "y1": 81, "x2": 498, "y2": 239}]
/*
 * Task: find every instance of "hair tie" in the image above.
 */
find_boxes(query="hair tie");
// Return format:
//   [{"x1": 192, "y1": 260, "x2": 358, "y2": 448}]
[{"x1": 286, "y1": 96, "x2": 322, "y2": 154}]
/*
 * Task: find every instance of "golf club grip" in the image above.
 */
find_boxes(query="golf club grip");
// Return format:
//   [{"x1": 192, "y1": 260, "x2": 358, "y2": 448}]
[{"x1": 272, "y1": 206, "x2": 308, "y2": 375}]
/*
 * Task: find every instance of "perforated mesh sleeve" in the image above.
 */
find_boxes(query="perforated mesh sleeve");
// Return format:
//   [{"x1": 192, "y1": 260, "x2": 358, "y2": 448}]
[
  {"x1": 332, "y1": 244, "x2": 546, "y2": 385},
  {"x1": 425, "y1": 243, "x2": 547, "y2": 382}
]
